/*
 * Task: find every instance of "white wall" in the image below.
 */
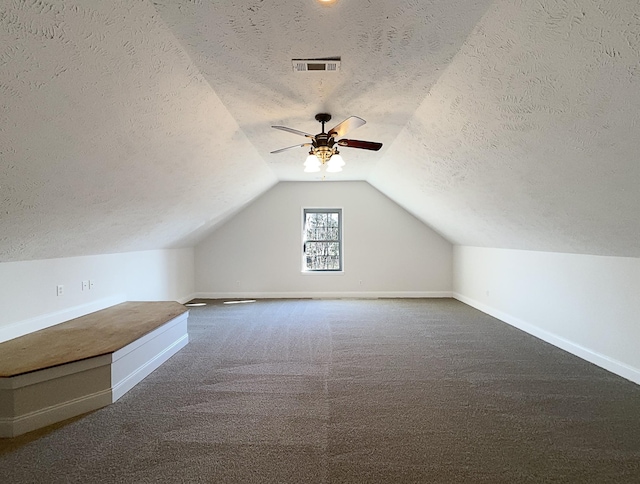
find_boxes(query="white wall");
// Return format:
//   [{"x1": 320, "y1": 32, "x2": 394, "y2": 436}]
[
  {"x1": 0, "y1": 248, "x2": 195, "y2": 343},
  {"x1": 453, "y1": 246, "x2": 640, "y2": 384},
  {"x1": 195, "y1": 181, "x2": 452, "y2": 298}
]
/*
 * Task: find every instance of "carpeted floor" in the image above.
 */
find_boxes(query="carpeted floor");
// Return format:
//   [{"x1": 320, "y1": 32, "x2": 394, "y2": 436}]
[{"x1": 1, "y1": 298, "x2": 640, "y2": 483}]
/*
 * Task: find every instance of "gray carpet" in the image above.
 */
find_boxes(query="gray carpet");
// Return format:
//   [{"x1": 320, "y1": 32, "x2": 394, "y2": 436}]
[{"x1": 1, "y1": 298, "x2": 640, "y2": 483}]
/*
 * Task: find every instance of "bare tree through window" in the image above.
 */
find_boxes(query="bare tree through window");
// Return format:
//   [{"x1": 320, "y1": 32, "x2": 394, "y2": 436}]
[{"x1": 303, "y1": 209, "x2": 342, "y2": 271}]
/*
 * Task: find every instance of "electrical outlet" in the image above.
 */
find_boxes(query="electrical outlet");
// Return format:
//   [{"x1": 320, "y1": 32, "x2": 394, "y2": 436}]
[
  {"x1": 89, "y1": 280, "x2": 95, "y2": 290},
  {"x1": 82, "y1": 280, "x2": 89, "y2": 291},
  {"x1": 56, "y1": 285, "x2": 64, "y2": 296}
]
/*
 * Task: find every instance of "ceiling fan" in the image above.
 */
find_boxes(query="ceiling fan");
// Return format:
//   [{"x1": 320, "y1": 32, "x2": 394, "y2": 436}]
[{"x1": 270, "y1": 113, "x2": 383, "y2": 173}]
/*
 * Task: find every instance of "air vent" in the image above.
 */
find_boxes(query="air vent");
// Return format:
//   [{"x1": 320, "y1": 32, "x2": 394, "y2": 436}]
[{"x1": 292, "y1": 57, "x2": 341, "y2": 72}]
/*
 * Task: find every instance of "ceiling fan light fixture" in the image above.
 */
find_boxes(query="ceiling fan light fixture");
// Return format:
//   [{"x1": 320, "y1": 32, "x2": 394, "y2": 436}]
[
  {"x1": 326, "y1": 154, "x2": 345, "y2": 172},
  {"x1": 304, "y1": 153, "x2": 321, "y2": 167},
  {"x1": 330, "y1": 152, "x2": 345, "y2": 167},
  {"x1": 304, "y1": 152, "x2": 321, "y2": 172}
]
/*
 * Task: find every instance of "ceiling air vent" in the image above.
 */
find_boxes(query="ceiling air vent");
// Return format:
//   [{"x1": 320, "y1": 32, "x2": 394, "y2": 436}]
[{"x1": 292, "y1": 57, "x2": 341, "y2": 72}]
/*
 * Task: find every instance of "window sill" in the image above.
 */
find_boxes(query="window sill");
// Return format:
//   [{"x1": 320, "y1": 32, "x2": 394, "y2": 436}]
[{"x1": 301, "y1": 270, "x2": 345, "y2": 276}]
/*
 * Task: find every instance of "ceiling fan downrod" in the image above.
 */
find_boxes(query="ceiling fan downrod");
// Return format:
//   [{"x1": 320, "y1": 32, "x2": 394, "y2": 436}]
[{"x1": 315, "y1": 113, "x2": 332, "y2": 134}]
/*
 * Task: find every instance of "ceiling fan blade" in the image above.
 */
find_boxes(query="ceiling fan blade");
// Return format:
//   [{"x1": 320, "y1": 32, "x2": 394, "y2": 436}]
[
  {"x1": 328, "y1": 116, "x2": 366, "y2": 138},
  {"x1": 337, "y1": 139, "x2": 383, "y2": 151},
  {"x1": 270, "y1": 143, "x2": 312, "y2": 154},
  {"x1": 272, "y1": 125, "x2": 314, "y2": 138}
]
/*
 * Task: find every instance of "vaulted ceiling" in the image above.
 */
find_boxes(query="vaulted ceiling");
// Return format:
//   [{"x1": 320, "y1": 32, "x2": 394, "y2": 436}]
[{"x1": 2, "y1": 0, "x2": 639, "y2": 262}]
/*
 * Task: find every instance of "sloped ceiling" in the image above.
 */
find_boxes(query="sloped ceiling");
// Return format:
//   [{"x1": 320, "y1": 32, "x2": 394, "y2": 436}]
[
  {"x1": 2, "y1": 0, "x2": 640, "y2": 262},
  {"x1": 0, "y1": 0, "x2": 277, "y2": 262},
  {"x1": 370, "y1": 0, "x2": 640, "y2": 256}
]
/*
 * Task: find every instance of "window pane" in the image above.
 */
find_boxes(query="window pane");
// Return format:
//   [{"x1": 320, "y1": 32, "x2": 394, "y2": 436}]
[
  {"x1": 305, "y1": 242, "x2": 340, "y2": 270},
  {"x1": 305, "y1": 212, "x2": 339, "y2": 241},
  {"x1": 303, "y1": 208, "x2": 342, "y2": 271}
]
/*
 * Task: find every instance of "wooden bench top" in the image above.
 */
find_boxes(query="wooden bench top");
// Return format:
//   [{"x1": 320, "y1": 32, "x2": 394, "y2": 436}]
[{"x1": 0, "y1": 301, "x2": 188, "y2": 378}]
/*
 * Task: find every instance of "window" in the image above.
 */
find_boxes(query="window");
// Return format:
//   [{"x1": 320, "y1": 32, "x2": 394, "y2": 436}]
[{"x1": 303, "y1": 208, "x2": 342, "y2": 271}]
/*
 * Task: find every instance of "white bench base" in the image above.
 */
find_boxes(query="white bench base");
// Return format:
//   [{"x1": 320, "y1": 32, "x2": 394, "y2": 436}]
[{"x1": 0, "y1": 312, "x2": 188, "y2": 438}]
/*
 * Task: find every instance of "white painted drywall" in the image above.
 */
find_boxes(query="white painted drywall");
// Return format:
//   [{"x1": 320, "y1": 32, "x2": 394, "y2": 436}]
[
  {"x1": 453, "y1": 246, "x2": 640, "y2": 384},
  {"x1": 0, "y1": 248, "x2": 195, "y2": 343},
  {"x1": 195, "y1": 182, "x2": 452, "y2": 298}
]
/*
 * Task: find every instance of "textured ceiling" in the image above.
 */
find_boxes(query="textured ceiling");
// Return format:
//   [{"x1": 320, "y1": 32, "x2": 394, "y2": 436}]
[
  {"x1": 370, "y1": 0, "x2": 640, "y2": 256},
  {"x1": 153, "y1": 0, "x2": 493, "y2": 181},
  {"x1": 1, "y1": 0, "x2": 640, "y2": 262}
]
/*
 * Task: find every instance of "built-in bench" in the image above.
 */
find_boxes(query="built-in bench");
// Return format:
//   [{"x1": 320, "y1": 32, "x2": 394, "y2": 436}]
[{"x1": 0, "y1": 301, "x2": 189, "y2": 438}]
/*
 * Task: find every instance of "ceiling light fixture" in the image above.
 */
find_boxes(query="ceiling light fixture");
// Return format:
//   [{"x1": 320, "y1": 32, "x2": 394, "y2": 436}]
[
  {"x1": 305, "y1": 113, "x2": 344, "y2": 173},
  {"x1": 270, "y1": 113, "x2": 383, "y2": 174},
  {"x1": 325, "y1": 152, "x2": 345, "y2": 173},
  {"x1": 304, "y1": 152, "x2": 321, "y2": 172}
]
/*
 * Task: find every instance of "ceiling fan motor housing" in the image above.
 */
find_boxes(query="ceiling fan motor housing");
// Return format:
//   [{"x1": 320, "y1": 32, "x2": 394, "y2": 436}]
[{"x1": 312, "y1": 131, "x2": 336, "y2": 163}]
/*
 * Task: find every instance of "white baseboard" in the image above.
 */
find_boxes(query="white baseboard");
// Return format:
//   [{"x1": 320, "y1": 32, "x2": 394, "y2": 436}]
[
  {"x1": 0, "y1": 388, "x2": 112, "y2": 438},
  {"x1": 194, "y1": 291, "x2": 453, "y2": 300},
  {"x1": 0, "y1": 294, "x2": 127, "y2": 343},
  {"x1": 177, "y1": 293, "x2": 199, "y2": 304},
  {"x1": 453, "y1": 292, "x2": 640, "y2": 386}
]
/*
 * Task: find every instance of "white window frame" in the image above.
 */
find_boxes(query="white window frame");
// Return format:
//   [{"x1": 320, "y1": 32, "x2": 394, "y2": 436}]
[{"x1": 301, "y1": 208, "x2": 344, "y2": 273}]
